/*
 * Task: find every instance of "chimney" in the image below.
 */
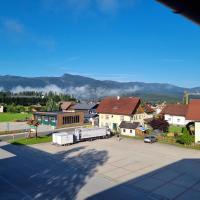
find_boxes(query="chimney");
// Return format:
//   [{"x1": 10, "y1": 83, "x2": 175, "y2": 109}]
[{"x1": 117, "y1": 96, "x2": 120, "y2": 100}]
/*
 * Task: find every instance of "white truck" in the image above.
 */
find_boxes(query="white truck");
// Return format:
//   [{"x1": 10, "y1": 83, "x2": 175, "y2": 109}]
[
  {"x1": 52, "y1": 127, "x2": 110, "y2": 146},
  {"x1": 75, "y1": 127, "x2": 110, "y2": 141}
]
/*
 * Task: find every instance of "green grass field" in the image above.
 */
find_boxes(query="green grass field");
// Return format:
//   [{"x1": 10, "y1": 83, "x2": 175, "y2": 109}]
[
  {"x1": 168, "y1": 125, "x2": 183, "y2": 133},
  {"x1": 0, "y1": 113, "x2": 32, "y2": 122},
  {"x1": 10, "y1": 136, "x2": 52, "y2": 145}
]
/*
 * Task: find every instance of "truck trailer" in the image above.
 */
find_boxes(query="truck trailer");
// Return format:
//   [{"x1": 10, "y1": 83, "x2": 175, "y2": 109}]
[
  {"x1": 75, "y1": 127, "x2": 110, "y2": 141},
  {"x1": 52, "y1": 127, "x2": 110, "y2": 146}
]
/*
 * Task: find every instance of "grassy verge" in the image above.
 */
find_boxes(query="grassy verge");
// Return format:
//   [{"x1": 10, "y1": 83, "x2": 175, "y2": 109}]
[
  {"x1": 0, "y1": 113, "x2": 32, "y2": 122},
  {"x1": 10, "y1": 136, "x2": 52, "y2": 145},
  {"x1": 168, "y1": 125, "x2": 183, "y2": 134},
  {"x1": 121, "y1": 134, "x2": 200, "y2": 150}
]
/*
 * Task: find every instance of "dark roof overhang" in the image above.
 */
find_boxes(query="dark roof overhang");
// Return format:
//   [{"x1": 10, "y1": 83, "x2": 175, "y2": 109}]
[{"x1": 157, "y1": 0, "x2": 200, "y2": 25}]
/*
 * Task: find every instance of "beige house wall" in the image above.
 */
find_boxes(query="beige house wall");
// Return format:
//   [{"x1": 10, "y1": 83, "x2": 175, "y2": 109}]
[
  {"x1": 195, "y1": 122, "x2": 200, "y2": 143},
  {"x1": 120, "y1": 128, "x2": 136, "y2": 137},
  {"x1": 99, "y1": 113, "x2": 147, "y2": 130}
]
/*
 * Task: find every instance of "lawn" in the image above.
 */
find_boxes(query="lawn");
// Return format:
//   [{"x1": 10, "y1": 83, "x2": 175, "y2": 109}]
[
  {"x1": 0, "y1": 113, "x2": 32, "y2": 122},
  {"x1": 10, "y1": 136, "x2": 52, "y2": 145},
  {"x1": 168, "y1": 125, "x2": 183, "y2": 133}
]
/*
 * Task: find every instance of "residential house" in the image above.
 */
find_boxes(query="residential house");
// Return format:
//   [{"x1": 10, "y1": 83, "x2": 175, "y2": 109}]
[
  {"x1": 97, "y1": 96, "x2": 146, "y2": 131},
  {"x1": 161, "y1": 104, "x2": 188, "y2": 126},
  {"x1": 119, "y1": 121, "x2": 140, "y2": 137},
  {"x1": 72, "y1": 102, "x2": 99, "y2": 124},
  {"x1": 143, "y1": 104, "x2": 156, "y2": 119},
  {"x1": 152, "y1": 102, "x2": 167, "y2": 115},
  {"x1": 186, "y1": 99, "x2": 200, "y2": 143}
]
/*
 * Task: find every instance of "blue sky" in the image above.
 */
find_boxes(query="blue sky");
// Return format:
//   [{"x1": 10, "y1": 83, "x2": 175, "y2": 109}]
[{"x1": 0, "y1": 0, "x2": 200, "y2": 87}]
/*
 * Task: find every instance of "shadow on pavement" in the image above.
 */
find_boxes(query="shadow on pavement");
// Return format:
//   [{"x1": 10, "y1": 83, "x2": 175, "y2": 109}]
[
  {"x1": 0, "y1": 142, "x2": 109, "y2": 200},
  {"x1": 87, "y1": 158, "x2": 200, "y2": 200}
]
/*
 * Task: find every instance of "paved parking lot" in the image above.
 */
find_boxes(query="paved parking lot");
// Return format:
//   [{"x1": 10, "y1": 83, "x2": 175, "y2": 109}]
[{"x1": 1, "y1": 137, "x2": 200, "y2": 199}]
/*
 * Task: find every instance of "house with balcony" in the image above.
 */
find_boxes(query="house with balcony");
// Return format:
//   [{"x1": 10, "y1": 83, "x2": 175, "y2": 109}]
[{"x1": 97, "y1": 96, "x2": 146, "y2": 131}]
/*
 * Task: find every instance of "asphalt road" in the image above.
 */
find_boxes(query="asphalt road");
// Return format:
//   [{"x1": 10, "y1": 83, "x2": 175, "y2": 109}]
[
  {"x1": 1, "y1": 138, "x2": 200, "y2": 199},
  {"x1": 0, "y1": 127, "x2": 76, "y2": 141}
]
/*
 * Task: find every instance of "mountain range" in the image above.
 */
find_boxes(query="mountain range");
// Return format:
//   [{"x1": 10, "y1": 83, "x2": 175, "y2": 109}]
[{"x1": 0, "y1": 73, "x2": 199, "y2": 102}]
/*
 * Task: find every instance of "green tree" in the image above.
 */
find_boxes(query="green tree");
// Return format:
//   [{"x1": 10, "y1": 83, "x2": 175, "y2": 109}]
[
  {"x1": 45, "y1": 98, "x2": 59, "y2": 112},
  {"x1": 177, "y1": 128, "x2": 194, "y2": 145}
]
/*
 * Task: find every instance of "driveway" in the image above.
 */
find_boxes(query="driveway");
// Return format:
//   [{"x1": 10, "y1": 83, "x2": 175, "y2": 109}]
[{"x1": 1, "y1": 138, "x2": 200, "y2": 199}]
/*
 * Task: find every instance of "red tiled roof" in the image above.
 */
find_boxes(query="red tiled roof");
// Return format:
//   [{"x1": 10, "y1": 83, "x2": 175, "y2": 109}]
[
  {"x1": 96, "y1": 97, "x2": 141, "y2": 115},
  {"x1": 161, "y1": 104, "x2": 188, "y2": 117},
  {"x1": 186, "y1": 99, "x2": 200, "y2": 120}
]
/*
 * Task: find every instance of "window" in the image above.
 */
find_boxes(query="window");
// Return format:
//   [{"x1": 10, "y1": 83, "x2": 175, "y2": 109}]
[
  {"x1": 130, "y1": 130, "x2": 132, "y2": 133},
  {"x1": 62, "y1": 115, "x2": 80, "y2": 125},
  {"x1": 50, "y1": 116, "x2": 56, "y2": 122},
  {"x1": 168, "y1": 118, "x2": 171, "y2": 121},
  {"x1": 106, "y1": 115, "x2": 109, "y2": 120},
  {"x1": 123, "y1": 129, "x2": 126, "y2": 133},
  {"x1": 120, "y1": 116, "x2": 124, "y2": 121},
  {"x1": 177, "y1": 118, "x2": 180, "y2": 123},
  {"x1": 130, "y1": 116, "x2": 133, "y2": 120}
]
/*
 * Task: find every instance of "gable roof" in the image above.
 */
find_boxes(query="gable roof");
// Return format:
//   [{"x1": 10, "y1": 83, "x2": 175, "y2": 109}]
[
  {"x1": 60, "y1": 101, "x2": 73, "y2": 111},
  {"x1": 72, "y1": 103, "x2": 97, "y2": 110},
  {"x1": 186, "y1": 99, "x2": 200, "y2": 120},
  {"x1": 143, "y1": 104, "x2": 155, "y2": 114},
  {"x1": 119, "y1": 121, "x2": 140, "y2": 129},
  {"x1": 161, "y1": 104, "x2": 188, "y2": 117},
  {"x1": 96, "y1": 97, "x2": 141, "y2": 115}
]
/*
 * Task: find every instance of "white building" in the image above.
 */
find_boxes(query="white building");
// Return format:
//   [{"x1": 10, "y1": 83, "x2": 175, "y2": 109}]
[
  {"x1": 119, "y1": 121, "x2": 140, "y2": 137},
  {"x1": 161, "y1": 104, "x2": 188, "y2": 126},
  {"x1": 0, "y1": 105, "x2": 3, "y2": 113},
  {"x1": 97, "y1": 97, "x2": 147, "y2": 131},
  {"x1": 186, "y1": 99, "x2": 200, "y2": 143}
]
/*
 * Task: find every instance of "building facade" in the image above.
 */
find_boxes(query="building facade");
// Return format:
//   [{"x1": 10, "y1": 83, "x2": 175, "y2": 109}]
[
  {"x1": 34, "y1": 111, "x2": 84, "y2": 129},
  {"x1": 186, "y1": 99, "x2": 200, "y2": 143},
  {"x1": 97, "y1": 97, "x2": 146, "y2": 131},
  {"x1": 161, "y1": 104, "x2": 188, "y2": 126},
  {"x1": 119, "y1": 121, "x2": 140, "y2": 137}
]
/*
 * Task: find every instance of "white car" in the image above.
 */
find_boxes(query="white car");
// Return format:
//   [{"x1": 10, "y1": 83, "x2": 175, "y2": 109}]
[{"x1": 144, "y1": 135, "x2": 157, "y2": 143}]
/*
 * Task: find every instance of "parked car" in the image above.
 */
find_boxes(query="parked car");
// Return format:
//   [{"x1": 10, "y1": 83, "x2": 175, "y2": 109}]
[{"x1": 144, "y1": 135, "x2": 157, "y2": 143}]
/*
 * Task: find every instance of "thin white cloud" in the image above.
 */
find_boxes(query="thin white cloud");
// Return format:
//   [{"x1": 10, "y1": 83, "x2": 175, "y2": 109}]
[
  {"x1": 10, "y1": 84, "x2": 141, "y2": 99},
  {"x1": 41, "y1": 0, "x2": 138, "y2": 15},
  {"x1": 0, "y1": 87, "x2": 4, "y2": 92},
  {"x1": 0, "y1": 17, "x2": 56, "y2": 50},
  {"x1": 1, "y1": 18, "x2": 24, "y2": 34}
]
